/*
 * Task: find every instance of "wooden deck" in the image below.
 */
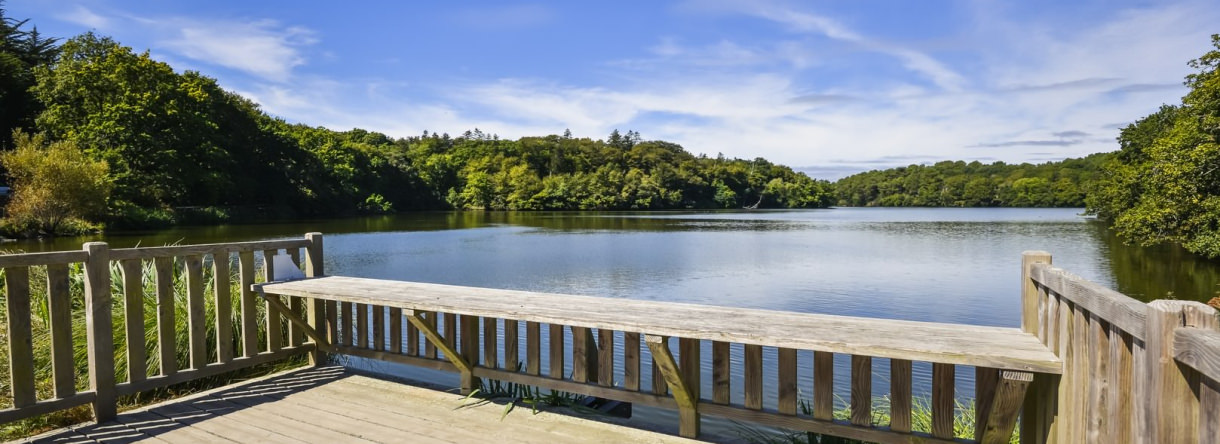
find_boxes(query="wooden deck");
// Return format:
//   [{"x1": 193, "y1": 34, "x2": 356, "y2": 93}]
[{"x1": 20, "y1": 366, "x2": 705, "y2": 444}]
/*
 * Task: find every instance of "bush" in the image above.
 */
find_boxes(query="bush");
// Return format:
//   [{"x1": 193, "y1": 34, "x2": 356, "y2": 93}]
[{"x1": 1, "y1": 131, "x2": 110, "y2": 236}]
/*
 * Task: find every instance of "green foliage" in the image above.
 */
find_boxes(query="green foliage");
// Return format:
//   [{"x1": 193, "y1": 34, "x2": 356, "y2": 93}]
[
  {"x1": 1, "y1": 130, "x2": 109, "y2": 235},
  {"x1": 834, "y1": 156, "x2": 1108, "y2": 207},
  {"x1": 1087, "y1": 35, "x2": 1220, "y2": 258},
  {"x1": 0, "y1": 2, "x2": 58, "y2": 146}
]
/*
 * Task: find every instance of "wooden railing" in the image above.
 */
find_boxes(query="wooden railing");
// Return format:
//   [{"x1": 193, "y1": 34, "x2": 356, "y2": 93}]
[
  {"x1": 4, "y1": 237, "x2": 1219, "y2": 444},
  {"x1": 260, "y1": 276, "x2": 1060, "y2": 444},
  {"x1": 1021, "y1": 251, "x2": 1220, "y2": 444},
  {"x1": 0, "y1": 233, "x2": 323, "y2": 425}
]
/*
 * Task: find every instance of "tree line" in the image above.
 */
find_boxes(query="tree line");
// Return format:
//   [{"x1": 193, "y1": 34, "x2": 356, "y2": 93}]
[
  {"x1": 0, "y1": 10, "x2": 832, "y2": 235},
  {"x1": 833, "y1": 154, "x2": 1110, "y2": 208}
]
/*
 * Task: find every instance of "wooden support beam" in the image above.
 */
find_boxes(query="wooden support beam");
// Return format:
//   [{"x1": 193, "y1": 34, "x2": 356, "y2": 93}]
[
  {"x1": 407, "y1": 311, "x2": 475, "y2": 394},
  {"x1": 259, "y1": 294, "x2": 330, "y2": 346},
  {"x1": 980, "y1": 371, "x2": 1034, "y2": 444},
  {"x1": 645, "y1": 335, "x2": 699, "y2": 438}
]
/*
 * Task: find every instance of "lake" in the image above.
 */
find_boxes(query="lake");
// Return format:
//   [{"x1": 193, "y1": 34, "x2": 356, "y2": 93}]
[{"x1": 9, "y1": 207, "x2": 1217, "y2": 416}]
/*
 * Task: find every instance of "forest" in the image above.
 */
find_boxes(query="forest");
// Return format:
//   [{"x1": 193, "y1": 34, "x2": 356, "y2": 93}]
[
  {"x1": 833, "y1": 154, "x2": 1109, "y2": 208},
  {"x1": 0, "y1": 8, "x2": 832, "y2": 236}
]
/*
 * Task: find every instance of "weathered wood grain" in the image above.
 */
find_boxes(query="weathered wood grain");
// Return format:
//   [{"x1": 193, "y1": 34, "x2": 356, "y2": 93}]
[
  {"x1": 1086, "y1": 314, "x2": 1111, "y2": 443},
  {"x1": 527, "y1": 321, "x2": 540, "y2": 375},
  {"x1": 109, "y1": 238, "x2": 308, "y2": 260},
  {"x1": 624, "y1": 331, "x2": 640, "y2": 391},
  {"x1": 979, "y1": 371, "x2": 1032, "y2": 444},
  {"x1": 212, "y1": 251, "x2": 233, "y2": 363},
  {"x1": 931, "y1": 363, "x2": 954, "y2": 439},
  {"x1": 572, "y1": 326, "x2": 589, "y2": 383},
  {"x1": 5, "y1": 267, "x2": 35, "y2": 408},
  {"x1": 712, "y1": 341, "x2": 731, "y2": 404},
  {"x1": 680, "y1": 338, "x2": 700, "y2": 401},
  {"x1": 46, "y1": 263, "x2": 76, "y2": 398},
  {"x1": 154, "y1": 256, "x2": 177, "y2": 376},
  {"x1": 550, "y1": 323, "x2": 565, "y2": 380},
  {"x1": 185, "y1": 255, "x2": 207, "y2": 370},
  {"x1": 0, "y1": 250, "x2": 87, "y2": 268},
  {"x1": 1030, "y1": 263, "x2": 1147, "y2": 341},
  {"x1": 889, "y1": 359, "x2": 911, "y2": 433},
  {"x1": 1022, "y1": 251, "x2": 1051, "y2": 336},
  {"x1": 1111, "y1": 324, "x2": 1133, "y2": 444},
  {"x1": 256, "y1": 276, "x2": 1062, "y2": 373},
  {"x1": 83, "y1": 242, "x2": 116, "y2": 421},
  {"x1": 484, "y1": 317, "x2": 499, "y2": 369},
  {"x1": 778, "y1": 347, "x2": 797, "y2": 415},
  {"x1": 1175, "y1": 327, "x2": 1220, "y2": 384},
  {"x1": 814, "y1": 351, "x2": 833, "y2": 421},
  {"x1": 504, "y1": 319, "x2": 519, "y2": 371},
  {"x1": 744, "y1": 344, "x2": 763, "y2": 410},
  {"x1": 598, "y1": 328, "x2": 614, "y2": 387},
  {"x1": 262, "y1": 250, "x2": 282, "y2": 352},
  {"x1": 1144, "y1": 300, "x2": 1213, "y2": 443},
  {"x1": 238, "y1": 251, "x2": 258, "y2": 358},
  {"x1": 120, "y1": 259, "x2": 147, "y2": 384},
  {"x1": 851, "y1": 355, "x2": 872, "y2": 426},
  {"x1": 646, "y1": 335, "x2": 699, "y2": 438},
  {"x1": 389, "y1": 307, "x2": 403, "y2": 354}
]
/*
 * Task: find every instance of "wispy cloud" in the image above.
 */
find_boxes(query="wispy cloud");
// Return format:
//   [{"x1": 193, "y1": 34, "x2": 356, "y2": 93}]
[
  {"x1": 160, "y1": 19, "x2": 317, "y2": 82},
  {"x1": 57, "y1": 5, "x2": 110, "y2": 29}
]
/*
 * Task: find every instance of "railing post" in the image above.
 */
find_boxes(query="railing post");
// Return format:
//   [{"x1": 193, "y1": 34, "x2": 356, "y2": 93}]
[
  {"x1": 1019, "y1": 251, "x2": 1056, "y2": 444},
  {"x1": 1144, "y1": 300, "x2": 1216, "y2": 444},
  {"x1": 83, "y1": 242, "x2": 116, "y2": 422},
  {"x1": 305, "y1": 232, "x2": 325, "y2": 365}
]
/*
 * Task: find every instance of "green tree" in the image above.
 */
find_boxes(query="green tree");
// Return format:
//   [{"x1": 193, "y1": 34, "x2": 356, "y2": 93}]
[{"x1": 1, "y1": 131, "x2": 110, "y2": 234}]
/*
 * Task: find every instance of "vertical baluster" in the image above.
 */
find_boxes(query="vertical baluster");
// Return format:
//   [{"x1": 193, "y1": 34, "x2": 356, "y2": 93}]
[
  {"x1": 389, "y1": 307, "x2": 403, "y2": 354},
  {"x1": 814, "y1": 351, "x2": 834, "y2": 420},
  {"x1": 83, "y1": 242, "x2": 116, "y2": 421},
  {"x1": 572, "y1": 327, "x2": 589, "y2": 383},
  {"x1": 339, "y1": 301, "x2": 352, "y2": 346},
  {"x1": 119, "y1": 260, "x2": 146, "y2": 383},
  {"x1": 623, "y1": 332, "x2": 640, "y2": 391},
  {"x1": 680, "y1": 338, "x2": 700, "y2": 401},
  {"x1": 598, "y1": 329, "x2": 614, "y2": 387},
  {"x1": 237, "y1": 252, "x2": 257, "y2": 358},
  {"x1": 1070, "y1": 303, "x2": 1088, "y2": 443},
  {"x1": 1087, "y1": 314, "x2": 1112, "y2": 442},
  {"x1": 357, "y1": 304, "x2": 370, "y2": 348},
  {"x1": 154, "y1": 257, "x2": 176, "y2": 375},
  {"x1": 712, "y1": 341, "x2": 730, "y2": 404},
  {"x1": 550, "y1": 324, "x2": 565, "y2": 379},
  {"x1": 184, "y1": 255, "x2": 207, "y2": 369},
  {"x1": 373, "y1": 305, "x2": 385, "y2": 350},
  {"x1": 5, "y1": 267, "x2": 35, "y2": 407},
  {"x1": 484, "y1": 318, "x2": 498, "y2": 369},
  {"x1": 890, "y1": 359, "x2": 911, "y2": 432},
  {"x1": 504, "y1": 319, "x2": 519, "y2": 371},
  {"x1": 325, "y1": 300, "x2": 338, "y2": 349},
  {"x1": 931, "y1": 363, "x2": 955, "y2": 439},
  {"x1": 425, "y1": 311, "x2": 438, "y2": 358},
  {"x1": 1110, "y1": 325, "x2": 1133, "y2": 444},
  {"x1": 460, "y1": 315, "x2": 479, "y2": 367},
  {"x1": 287, "y1": 249, "x2": 303, "y2": 347},
  {"x1": 212, "y1": 251, "x2": 233, "y2": 363},
  {"x1": 406, "y1": 310, "x2": 419, "y2": 356},
  {"x1": 778, "y1": 347, "x2": 797, "y2": 415},
  {"x1": 744, "y1": 344, "x2": 763, "y2": 410},
  {"x1": 44, "y1": 264, "x2": 74, "y2": 397},
  {"x1": 262, "y1": 250, "x2": 282, "y2": 352},
  {"x1": 975, "y1": 367, "x2": 998, "y2": 441},
  {"x1": 443, "y1": 313, "x2": 457, "y2": 358},
  {"x1": 851, "y1": 355, "x2": 873, "y2": 426},
  {"x1": 527, "y1": 321, "x2": 541, "y2": 375}
]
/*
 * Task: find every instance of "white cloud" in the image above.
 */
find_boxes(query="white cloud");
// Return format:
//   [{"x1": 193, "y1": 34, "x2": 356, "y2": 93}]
[
  {"x1": 160, "y1": 19, "x2": 317, "y2": 82},
  {"x1": 57, "y1": 5, "x2": 110, "y2": 29}
]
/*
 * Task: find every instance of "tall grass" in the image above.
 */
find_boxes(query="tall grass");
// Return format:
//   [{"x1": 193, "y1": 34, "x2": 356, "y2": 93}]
[
  {"x1": 734, "y1": 393, "x2": 1018, "y2": 444},
  {"x1": 0, "y1": 254, "x2": 306, "y2": 439}
]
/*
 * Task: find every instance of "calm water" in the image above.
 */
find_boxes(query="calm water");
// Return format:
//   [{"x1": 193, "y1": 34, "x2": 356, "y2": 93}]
[{"x1": 10, "y1": 208, "x2": 1218, "y2": 417}]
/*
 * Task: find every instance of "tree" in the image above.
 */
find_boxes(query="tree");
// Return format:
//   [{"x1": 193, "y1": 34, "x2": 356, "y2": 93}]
[
  {"x1": 1, "y1": 131, "x2": 110, "y2": 234},
  {"x1": 1087, "y1": 35, "x2": 1220, "y2": 257}
]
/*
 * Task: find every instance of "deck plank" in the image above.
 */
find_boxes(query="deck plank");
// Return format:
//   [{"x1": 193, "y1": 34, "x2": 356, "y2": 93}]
[
  {"x1": 24, "y1": 366, "x2": 704, "y2": 444},
  {"x1": 257, "y1": 276, "x2": 1061, "y2": 373}
]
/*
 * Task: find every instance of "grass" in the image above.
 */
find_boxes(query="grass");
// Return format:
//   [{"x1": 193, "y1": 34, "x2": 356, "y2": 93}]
[
  {"x1": 732, "y1": 393, "x2": 1017, "y2": 444},
  {"x1": 0, "y1": 253, "x2": 307, "y2": 440},
  {"x1": 459, "y1": 375, "x2": 597, "y2": 420}
]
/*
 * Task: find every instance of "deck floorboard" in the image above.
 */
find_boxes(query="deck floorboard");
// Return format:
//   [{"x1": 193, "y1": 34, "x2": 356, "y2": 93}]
[{"x1": 17, "y1": 366, "x2": 706, "y2": 444}]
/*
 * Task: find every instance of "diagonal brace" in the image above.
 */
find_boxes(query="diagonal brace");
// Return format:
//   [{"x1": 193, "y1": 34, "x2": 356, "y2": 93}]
[
  {"x1": 407, "y1": 311, "x2": 477, "y2": 394},
  {"x1": 645, "y1": 334, "x2": 700, "y2": 438},
  {"x1": 259, "y1": 293, "x2": 329, "y2": 348}
]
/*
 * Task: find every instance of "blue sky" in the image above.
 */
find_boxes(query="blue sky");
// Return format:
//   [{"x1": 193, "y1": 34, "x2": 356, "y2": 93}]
[{"x1": 9, "y1": 0, "x2": 1220, "y2": 179}]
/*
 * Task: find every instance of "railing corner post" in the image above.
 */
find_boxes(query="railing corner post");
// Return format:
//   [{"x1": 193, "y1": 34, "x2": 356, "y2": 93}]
[
  {"x1": 83, "y1": 241, "x2": 116, "y2": 422},
  {"x1": 1022, "y1": 251, "x2": 1052, "y2": 335},
  {"x1": 1144, "y1": 300, "x2": 1216, "y2": 444},
  {"x1": 305, "y1": 233, "x2": 326, "y2": 365}
]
